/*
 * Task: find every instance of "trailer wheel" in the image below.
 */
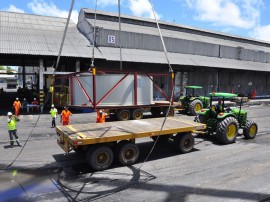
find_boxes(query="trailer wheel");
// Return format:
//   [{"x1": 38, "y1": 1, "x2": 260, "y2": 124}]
[
  {"x1": 243, "y1": 121, "x2": 258, "y2": 139},
  {"x1": 216, "y1": 117, "x2": 239, "y2": 144},
  {"x1": 86, "y1": 145, "x2": 113, "y2": 171},
  {"x1": 174, "y1": 133, "x2": 194, "y2": 153},
  {"x1": 116, "y1": 141, "x2": 140, "y2": 166},
  {"x1": 117, "y1": 110, "x2": 131, "y2": 121},
  {"x1": 151, "y1": 107, "x2": 161, "y2": 117},
  {"x1": 131, "y1": 109, "x2": 143, "y2": 120},
  {"x1": 163, "y1": 108, "x2": 174, "y2": 117},
  {"x1": 189, "y1": 100, "x2": 203, "y2": 116}
]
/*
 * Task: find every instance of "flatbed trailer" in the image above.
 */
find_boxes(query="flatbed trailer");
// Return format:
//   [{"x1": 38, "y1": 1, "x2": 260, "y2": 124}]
[{"x1": 57, "y1": 116, "x2": 206, "y2": 171}]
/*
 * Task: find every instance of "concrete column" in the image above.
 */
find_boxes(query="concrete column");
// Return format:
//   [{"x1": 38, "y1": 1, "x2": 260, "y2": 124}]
[{"x1": 39, "y1": 59, "x2": 45, "y2": 106}]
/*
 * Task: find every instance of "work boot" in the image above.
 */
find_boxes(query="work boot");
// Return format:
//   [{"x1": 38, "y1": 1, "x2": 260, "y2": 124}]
[
  {"x1": 16, "y1": 140, "x2": 21, "y2": 147},
  {"x1": 10, "y1": 144, "x2": 14, "y2": 148}
]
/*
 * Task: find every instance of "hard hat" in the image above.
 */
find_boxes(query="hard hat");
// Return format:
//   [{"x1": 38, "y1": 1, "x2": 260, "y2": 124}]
[
  {"x1": 7, "y1": 112, "x2": 12, "y2": 116},
  {"x1": 16, "y1": 98, "x2": 19, "y2": 100},
  {"x1": 34, "y1": 98, "x2": 36, "y2": 100},
  {"x1": 99, "y1": 110, "x2": 103, "y2": 113},
  {"x1": 51, "y1": 104, "x2": 54, "y2": 107},
  {"x1": 24, "y1": 98, "x2": 26, "y2": 100}
]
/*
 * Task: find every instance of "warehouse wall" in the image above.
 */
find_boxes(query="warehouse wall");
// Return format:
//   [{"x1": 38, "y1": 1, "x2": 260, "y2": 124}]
[{"x1": 186, "y1": 68, "x2": 270, "y2": 96}]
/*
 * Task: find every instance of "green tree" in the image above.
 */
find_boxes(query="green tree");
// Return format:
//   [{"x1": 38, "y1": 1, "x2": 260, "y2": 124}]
[{"x1": 0, "y1": 66, "x2": 6, "y2": 70}]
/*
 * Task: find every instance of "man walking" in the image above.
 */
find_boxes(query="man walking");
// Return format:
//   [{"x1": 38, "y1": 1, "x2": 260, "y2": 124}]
[
  {"x1": 7, "y1": 112, "x2": 21, "y2": 148},
  {"x1": 60, "y1": 106, "x2": 72, "y2": 125},
  {"x1": 50, "y1": 104, "x2": 58, "y2": 128},
  {"x1": 13, "y1": 98, "x2": 21, "y2": 116}
]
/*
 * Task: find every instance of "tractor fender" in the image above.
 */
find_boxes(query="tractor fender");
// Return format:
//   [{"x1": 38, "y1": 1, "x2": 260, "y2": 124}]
[
  {"x1": 200, "y1": 108, "x2": 210, "y2": 116},
  {"x1": 217, "y1": 113, "x2": 237, "y2": 120}
]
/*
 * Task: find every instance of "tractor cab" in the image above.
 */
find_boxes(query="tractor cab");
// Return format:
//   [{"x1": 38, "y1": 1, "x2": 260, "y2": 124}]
[
  {"x1": 195, "y1": 92, "x2": 258, "y2": 144},
  {"x1": 178, "y1": 86, "x2": 210, "y2": 116}
]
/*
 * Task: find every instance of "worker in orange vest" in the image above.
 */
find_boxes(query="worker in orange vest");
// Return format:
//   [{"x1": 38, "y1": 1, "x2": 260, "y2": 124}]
[
  {"x1": 13, "y1": 98, "x2": 21, "y2": 116},
  {"x1": 60, "y1": 106, "x2": 72, "y2": 125},
  {"x1": 96, "y1": 109, "x2": 108, "y2": 123}
]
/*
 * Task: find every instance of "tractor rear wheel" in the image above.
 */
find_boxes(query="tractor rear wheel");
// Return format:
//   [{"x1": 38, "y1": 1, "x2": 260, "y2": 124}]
[
  {"x1": 243, "y1": 121, "x2": 258, "y2": 139},
  {"x1": 216, "y1": 117, "x2": 239, "y2": 144},
  {"x1": 189, "y1": 100, "x2": 203, "y2": 116}
]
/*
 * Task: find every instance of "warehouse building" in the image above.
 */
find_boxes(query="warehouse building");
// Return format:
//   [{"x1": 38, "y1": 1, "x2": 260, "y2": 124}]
[
  {"x1": 0, "y1": 9, "x2": 270, "y2": 108},
  {"x1": 77, "y1": 9, "x2": 270, "y2": 97}
]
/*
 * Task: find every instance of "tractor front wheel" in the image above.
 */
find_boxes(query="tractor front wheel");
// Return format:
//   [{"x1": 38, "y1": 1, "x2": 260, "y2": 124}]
[
  {"x1": 243, "y1": 121, "x2": 258, "y2": 139},
  {"x1": 216, "y1": 117, "x2": 239, "y2": 144}
]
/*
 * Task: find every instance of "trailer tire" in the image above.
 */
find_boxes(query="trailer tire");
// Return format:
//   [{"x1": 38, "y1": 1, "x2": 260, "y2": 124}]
[
  {"x1": 131, "y1": 109, "x2": 143, "y2": 120},
  {"x1": 163, "y1": 108, "x2": 174, "y2": 117},
  {"x1": 86, "y1": 145, "x2": 113, "y2": 171},
  {"x1": 116, "y1": 141, "x2": 140, "y2": 166},
  {"x1": 216, "y1": 117, "x2": 238, "y2": 144},
  {"x1": 189, "y1": 100, "x2": 203, "y2": 116},
  {"x1": 151, "y1": 107, "x2": 161, "y2": 117},
  {"x1": 174, "y1": 133, "x2": 194, "y2": 153},
  {"x1": 243, "y1": 121, "x2": 258, "y2": 139},
  {"x1": 117, "y1": 110, "x2": 131, "y2": 121}
]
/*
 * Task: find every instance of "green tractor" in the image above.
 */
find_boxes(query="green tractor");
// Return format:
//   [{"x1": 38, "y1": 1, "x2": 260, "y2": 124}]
[
  {"x1": 177, "y1": 86, "x2": 210, "y2": 116},
  {"x1": 195, "y1": 92, "x2": 258, "y2": 144}
]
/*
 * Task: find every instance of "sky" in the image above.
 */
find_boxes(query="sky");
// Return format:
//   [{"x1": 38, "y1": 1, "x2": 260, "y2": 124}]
[{"x1": 1, "y1": 0, "x2": 270, "y2": 42}]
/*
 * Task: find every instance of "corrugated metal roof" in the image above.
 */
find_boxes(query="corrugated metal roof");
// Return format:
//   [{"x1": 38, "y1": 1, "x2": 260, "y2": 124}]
[
  {"x1": 0, "y1": 11, "x2": 104, "y2": 59},
  {"x1": 98, "y1": 47, "x2": 270, "y2": 72}
]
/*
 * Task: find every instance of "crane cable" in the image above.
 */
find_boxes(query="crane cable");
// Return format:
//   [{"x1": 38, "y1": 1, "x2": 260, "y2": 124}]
[
  {"x1": 1, "y1": 0, "x2": 75, "y2": 171},
  {"x1": 138, "y1": 0, "x2": 174, "y2": 170},
  {"x1": 90, "y1": 0, "x2": 98, "y2": 68},
  {"x1": 118, "y1": 0, "x2": 123, "y2": 70}
]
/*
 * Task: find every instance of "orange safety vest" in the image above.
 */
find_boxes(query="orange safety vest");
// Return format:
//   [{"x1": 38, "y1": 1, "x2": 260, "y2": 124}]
[
  {"x1": 96, "y1": 113, "x2": 107, "y2": 123},
  {"x1": 61, "y1": 110, "x2": 72, "y2": 122},
  {"x1": 13, "y1": 101, "x2": 21, "y2": 109}
]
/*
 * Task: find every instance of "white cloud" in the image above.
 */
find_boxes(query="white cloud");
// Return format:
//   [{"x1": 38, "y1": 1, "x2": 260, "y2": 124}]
[
  {"x1": 252, "y1": 25, "x2": 270, "y2": 42},
  {"x1": 127, "y1": 0, "x2": 161, "y2": 19},
  {"x1": 5, "y1": 5, "x2": 25, "y2": 13},
  {"x1": 28, "y1": 0, "x2": 79, "y2": 24},
  {"x1": 185, "y1": 0, "x2": 262, "y2": 29}
]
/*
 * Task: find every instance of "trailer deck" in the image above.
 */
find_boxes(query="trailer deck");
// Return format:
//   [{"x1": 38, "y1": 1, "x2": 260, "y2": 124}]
[{"x1": 57, "y1": 116, "x2": 205, "y2": 153}]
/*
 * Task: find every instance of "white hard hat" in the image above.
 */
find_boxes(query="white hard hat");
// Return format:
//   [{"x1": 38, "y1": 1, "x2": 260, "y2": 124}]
[
  {"x1": 7, "y1": 112, "x2": 12, "y2": 116},
  {"x1": 99, "y1": 110, "x2": 103, "y2": 113},
  {"x1": 51, "y1": 104, "x2": 54, "y2": 107},
  {"x1": 16, "y1": 98, "x2": 19, "y2": 100},
  {"x1": 24, "y1": 98, "x2": 26, "y2": 100},
  {"x1": 34, "y1": 98, "x2": 36, "y2": 100}
]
